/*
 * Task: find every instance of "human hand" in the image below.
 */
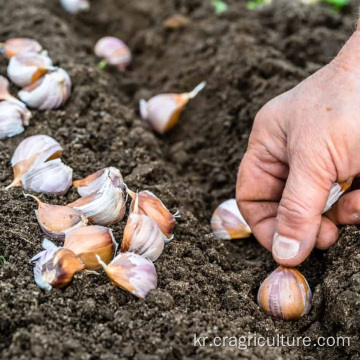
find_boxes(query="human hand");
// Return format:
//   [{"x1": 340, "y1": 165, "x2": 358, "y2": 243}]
[{"x1": 236, "y1": 31, "x2": 360, "y2": 267}]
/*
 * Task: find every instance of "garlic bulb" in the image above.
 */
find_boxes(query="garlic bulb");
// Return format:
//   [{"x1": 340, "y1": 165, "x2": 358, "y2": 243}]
[
  {"x1": 94, "y1": 37, "x2": 132, "y2": 71},
  {"x1": 7, "y1": 134, "x2": 63, "y2": 189},
  {"x1": 21, "y1": 158, "x2": 73, "y2": 196},
  {"x1": 323, "y1": 178, "x2": 353, "y2": 213},
  {"x1": 0, "y1": 100, "x2": 31, "y2": 139},
  {"x1": 1, "y1": 38, "x2": 42, "y2": 59},
  {"x1": 64, "y1": 225, "x2": 117, "y2": 270},
  {"x1": 7, "y1": 52, "x2": 54, "y2": 87},
  {"x1": 128, "y1": 188, "x2": 176, "y2": 241},
  {"x1": 96, "y1": 252, "x2": 157, "y2": 298},
  {"x1": 68, "y1": 175, "x2": 126, "y2": 225},
  {"x1": 211, "y1": 199, "x2": 251, "y2": 240},
  {"x1": 60, "y1": 0, "x2": 90, "y2": 13},
  {"x1": 140, "y1": 81, "x2": 206, "y2": 134},
  {"x1": 257, "y1": 266, "x2": 312, "y2": 320},
  {"x1": 73, "y1": 167, "x2": 125, "y2": 197},
  {"x1": 18, "y1": 68, "x2": 71, "y2": 110},
  {"x1": 24, "y1": 194, "x2": 88, "y2": 239}
]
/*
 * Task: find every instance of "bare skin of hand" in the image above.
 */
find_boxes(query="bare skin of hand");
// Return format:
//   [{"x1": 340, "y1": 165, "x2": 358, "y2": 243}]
[{"x1": 236, "y1": 30, "x2": 360, "y2": 267}]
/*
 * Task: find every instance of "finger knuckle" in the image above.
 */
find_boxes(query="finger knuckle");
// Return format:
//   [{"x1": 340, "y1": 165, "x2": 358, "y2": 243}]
[{"x1": 277, "y1": 196, "x2": 310, "y2": 225}]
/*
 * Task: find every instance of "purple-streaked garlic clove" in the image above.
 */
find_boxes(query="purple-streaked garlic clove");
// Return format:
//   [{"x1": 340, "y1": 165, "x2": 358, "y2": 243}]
[
  {"x1": 67, "y1": 175, "x2": 126, "y2": 225},
  {"x1": 18, "y1": 68, "x2": 71, "y2": 110},
  {"x1": 121, "y1": 193, "x2": 164, "y2": 261},
  {"x1": 21, "y1": 158, "x2": 73, "y2": 196},
  {"x1": 60, "y1": 0, "x2": 90, "y2": 13},
  {"x1": 96, "y1": 252, "x2": 157, "y2": 299},
  {"x1": 323, "y1": 178, "x2": 354, "y2": 213},
  {"x1": 24, "y1": 193, "x2": 88, "y2": 240},
  {"x1": 257, "y1": 266, "x2": 312, "y2": 321},
  {"x1": 127, "y1": 188, "x2": 176, "y2": 242},
  {"x1": 0, "y1": 38, "x2": 42, "y2": 59},
  {"x1": 140, "y1": 81, "x2": 206, "y2": 134},
  {"x1": 7, "y1": 134, "x2": 63, "y2": 189},
  {"x1": 30, "y1": 246, "x2": 84, "y2": 290},
  {"x1": 0, "y1": 100, "x2": 31, "y2": 139},
  {"x1": 64, "y1": 225, "x2": 117, "y2": 270},
  {"x1": 7, "y1": 52, "x2": 55, "y2": 88},
  {"x1": 94, "y1": 36, "x2": 132, "y2": 71},
  {"x1": 211, "y1": 199, "x2": 251, "y2": 240},
  {"x1": 73, "y1": 167, "x2": 125, "y2": 197}
]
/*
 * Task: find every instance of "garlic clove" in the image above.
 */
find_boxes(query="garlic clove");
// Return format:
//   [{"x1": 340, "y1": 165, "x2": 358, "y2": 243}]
[
  {"x1": 21, "y1": 158, "x2": 73, "y2": 196},
  {"x1": 96, "y1": 252, "x2": 157, "y2": 298},
  {"x1": 7, "y1": 53, "x2": 54, "y2": 88},
  {"x1": 73, "y1": 167, "x2": 125, "y2": 197},
  {"x1": 0, "y1": 75, "x2": 29, "y2": 107},
  {"x1": 140, "y1": 81, "x2": 206, "y2": 134},
  {"x1": 257, "y1": 266, "x2": 312, "y2": 321},
  {"x1": 1, "y1": 38, "x2": 42, "y2": 59},
  {"x1": 211, "y1": 199, "x2": 251, "y2": 240},
  {"x1": 94, "y1": 37, "x2": 132, "y2": 71},
  {"x1": 7, "y1": 134, "x2": 63, "y2": 189},
  {"x1": 24, "y1": 193, "x2": 88, "y2": 240},
  {"x1": 68, "y1": 176, "x2": 126, "y2": 225},
  {"x1": 128, "y1": 189, "x2": 176, "y2": 241},
  {"x1": 64, "y1": 225, "x2": 117, "y2": 270},
  {"x1": 323, "y1": 178, "x2": 354, "y2": 213},
  {"x1": 31, "y1": 247, "x2": 84, "y2": 290},
  {"x1": 60, "y1": 0, "x2": 90, "y2": 13},
  {"x1": 18, "y1": 68, "x2": 71, "y2": 110}
]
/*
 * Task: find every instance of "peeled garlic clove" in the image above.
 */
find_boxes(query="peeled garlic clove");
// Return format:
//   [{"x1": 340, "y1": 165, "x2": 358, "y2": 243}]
[
  {"x1": 18, "y1": 68, "x2": 71, "y2": 110},
  {"x1": 94, "y1": 37, "x2": 132, "y2": 71},
  {"x1": 1, "y1": 38, "x2": 42, "y2": 59},
  {"x1": 7, "y1": 53, "x2": 54, "y2": 88},
  {"x1": 21, "y1": 158, "x2": 73, "y2": 196},
  {"x1": 60, "y1": 0, "x2": 90, "y2": 13},
  {"x1": 31, "y1": 247, "x2": 84, "y2": 290},
  {"x1": 128, "y1": 189, "x2": 176, "y2": 241},
  {"x1": 68, "y1": 176, "x2": 126, "y2": 225},
  {"x1": 7, "y1": 134, "x2": 62, "y2": 189},
  {"x1": 257, "y1": 266, "x2": 312, "y2": 320},
  {"x1": 211, "y1": 199, "x2": 251, "y2": 240},
  {"x1": 323, "y1": 178, "x2": 354, "y2": 213},
  {"x1": 96, "y1": 252, "x2": 157, "y2": 298},
  {"x1": 140, "y1": 81, "x2": 206, "y2": 134},
  {"x1": 73, "y1": 167, "x2": 124, "y2": 197},
  {"x1": 24, "y1": 193, "x2": 88, "y2": 239},
  {"x1": 64, "y1": 225, "x2": 117, "y2": 270}
]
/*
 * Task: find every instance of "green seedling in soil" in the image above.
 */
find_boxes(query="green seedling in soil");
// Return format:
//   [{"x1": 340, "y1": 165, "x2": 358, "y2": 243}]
[
  {"x1": 322, "y1": 0, "x2": 349, "y2": 12},
  {"x1": 212, "y1": 0, "x2": 228, "y2": 14},
  {"x1": 98, "y1": 59, "x2": 107, "y2": 69},
  {"x1": 246, "y1": 0, "x2": 271, "y2": 11},
  {"x1": 0, "y1": 256, "x2": 7, "y2": 264}
]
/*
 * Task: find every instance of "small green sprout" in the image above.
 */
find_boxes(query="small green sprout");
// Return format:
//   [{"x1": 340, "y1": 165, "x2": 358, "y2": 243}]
[
  {"x1": 0, "y1": 256, "x2": 7, "y2": 264},
  {"x1": 98, "y1": 59, "x2": 107, "y2": 69},
  {"x1": 246, "y1": 0, "x2": 271, "y2": 11},
  {"x1": 212, "y1": 0, "x2": 228, "y2": 14},
  {"x1": 322, "y1": 0, "x2": 349, "y2": 12}
]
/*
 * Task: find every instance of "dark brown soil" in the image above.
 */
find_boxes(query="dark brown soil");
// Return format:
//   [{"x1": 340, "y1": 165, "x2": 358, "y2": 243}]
[{"x1": 0, "y1": 0, "x2": 360, "y2": 359}]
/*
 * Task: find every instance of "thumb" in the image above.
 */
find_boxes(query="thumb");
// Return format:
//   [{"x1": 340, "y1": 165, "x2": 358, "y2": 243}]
[{"x1": 273, "y1": 164, "x2": 333, "y2": 267}]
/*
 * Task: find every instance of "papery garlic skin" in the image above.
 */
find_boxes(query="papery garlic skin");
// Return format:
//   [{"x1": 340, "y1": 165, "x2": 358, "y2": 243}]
[
  {"x1": 211, "y1": 199, "x2": 251, "y2": 240},
  {"x1": 257, "y1": 266, "x2": 312, "y2": 321},
  {"x1": 96, "y1": 252, "x2": 157, "y2": 298},
  {"x1": 323, "y1": 178, "x2": 353, "y2": 213},
  {"x1": 18, "y1": 68, "x2": 71, "y2": 110},
  {"x1": 60, "y1": 0, "x2": 90, "y2": 13},
  {"x1": 73, "y1": 167, "x2": 125, "y2": 197},
  {"x1": 122, "y1": 213, "x2": 164, "y2": 261},
  {"x1": 8, "y1": 53, "x2": 54, "y2": 87},
  {"x1": 1, "y1": 38, "x2": 42, "y2": 59},
  {"x1": 94, "y1": 37, "x2": 132, "y2": 70},
  {"x1": 0, "y1": 101, "x2": 31, "y2": 139},
  {"x1": 64, "y1": 225, "x2": 117, "y2": 270},
  {"x1": 21, "y1": 158, "x2": 73, "y2": 196}
]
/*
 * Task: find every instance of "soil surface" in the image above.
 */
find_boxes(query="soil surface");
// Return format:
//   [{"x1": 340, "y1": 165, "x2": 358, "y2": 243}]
[{"x1": 0, "y1": 0, "x2": 360, "y2": 359}]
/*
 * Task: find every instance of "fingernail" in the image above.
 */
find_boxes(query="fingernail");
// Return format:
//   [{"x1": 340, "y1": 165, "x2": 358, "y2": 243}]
[{"x1": 272, "y1": 233, "x2": 300, "y2": 260}]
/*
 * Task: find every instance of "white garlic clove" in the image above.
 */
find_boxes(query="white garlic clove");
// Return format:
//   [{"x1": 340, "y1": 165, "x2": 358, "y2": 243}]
[
  {"x1": 7, "y1": 134, "x2": 63, "y2": 189},
  {"x1": 7, "y1": 53, "x2": 54, "y2": 88},
  {"x1": 60, "y1": 0, "x2": 90, "y2": 14},
  {"x1": 1, "y1": 38, "x2": 42, "y2": 59},
  {"x1": 211, "y1": 199, "x2": 252, "y2": 240},
  {"x1": 0, "y1": 101, "x2": 31, "y2": 139},
  {"x1": 73, "y1": 167, "x2": 125, "y2": 197},
  {"x1": 21, "y1": 158, "x2": 73, "y2": 196},
  {"x1": 323, "y1": 178, "x2": 353, "y2": 213},
  {"x1": 94, "y1": 37, "x2": 132, "y2": 70},
  {"x1": 67, "y1": 176, "x2": 126, "y2": 225},
  {"x1": 96, "y1": 252, "x2": 157, "y2": 298},
  {"x1": 0, "y1": 75, "x2": 29, "y2": 107},
  {"x1": 18, "y1": 68, "x2": 71, "y2": 110},
  {"x1": 140, "y1": 81, "x2": 206, "y2": 134}
]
